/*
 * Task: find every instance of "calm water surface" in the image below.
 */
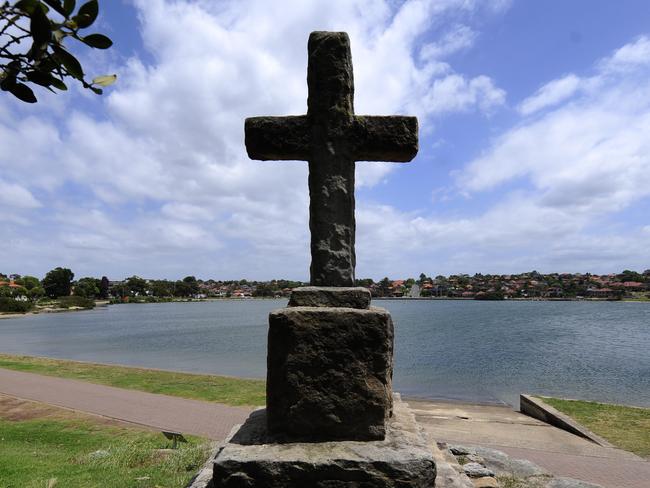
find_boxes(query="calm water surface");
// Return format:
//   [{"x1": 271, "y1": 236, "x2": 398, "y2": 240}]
[{"x1": 0, "y1": 300, "x2": 648, "y2": 407}]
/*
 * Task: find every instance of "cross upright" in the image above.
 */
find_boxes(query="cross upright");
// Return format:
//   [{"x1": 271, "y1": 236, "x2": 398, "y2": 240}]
[{"x1": 245, "y1": 31, "x2": 418, "y2": 286}]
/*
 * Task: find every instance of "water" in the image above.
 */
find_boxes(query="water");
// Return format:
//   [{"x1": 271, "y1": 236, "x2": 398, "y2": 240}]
[{"x1": 0, "y1": 300, "x2": 648, "y2": 407}]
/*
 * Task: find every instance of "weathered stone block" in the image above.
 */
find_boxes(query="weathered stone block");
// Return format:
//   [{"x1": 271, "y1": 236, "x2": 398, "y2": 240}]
[
  {"x1": 267, "y1": 305, "x2": 393, "y2": 441},
  {"x1": 288, "y1": 286, "x2": 371, "y2": 309},
  {"x1": 213, "y1": 395, "x2": 436, "y2": 487}
]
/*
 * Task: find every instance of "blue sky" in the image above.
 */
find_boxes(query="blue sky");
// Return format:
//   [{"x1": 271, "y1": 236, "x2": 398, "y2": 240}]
[{"x1": 1, "y1": 0, "x2": 650, "y2": 281}]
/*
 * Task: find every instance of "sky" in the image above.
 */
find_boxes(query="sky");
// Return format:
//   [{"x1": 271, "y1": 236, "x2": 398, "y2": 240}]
[{"x1": 1, "y1": 0, "x2": 650, "y2": 281}]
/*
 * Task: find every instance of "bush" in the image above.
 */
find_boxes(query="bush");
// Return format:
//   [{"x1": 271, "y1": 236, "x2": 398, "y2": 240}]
[
  {"x1": 0, "y1": 298, "x2": 32, "y2": 313},
  {"x1": 57, "y1": 296, "x2": 95, "y2": 309}
]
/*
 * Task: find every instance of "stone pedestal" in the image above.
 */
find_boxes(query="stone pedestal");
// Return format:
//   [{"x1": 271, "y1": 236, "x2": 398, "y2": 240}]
[
  {"x1": 267, "y1": 302, "x2": 393, "y2": 441},
  {"x1": 213, "y1": 395, "x2": 436, "y2": 487},
  {"x1": 212, "y1": 286, "x2": 436, "y2": 486}
]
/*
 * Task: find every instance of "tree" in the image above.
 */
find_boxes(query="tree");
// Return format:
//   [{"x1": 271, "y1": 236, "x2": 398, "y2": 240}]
[
  {"x1": 73, "y1": 276, "x2": 99, "y2": 298},
  {"x1": 99, "y1": 275, "x2": 109, "y2": 299},
  {"x1": 253, "y1": 283, "x2": 275, "y2": 297},
  {"x1": 27, "y1": 285, "x2": 44, "y2": 300},
  {"x1": 149, "y1": 280, "x2": 173, "y2": 297},
  {"x1": 377, "y1": 277, "x2": 391, "y2": 297},
  {"x1": 15, "y1": 275, "x2": 39, "y2": 290},
  {"x1": 0, "y1": 0, "x2": 115, "y2": 103},
  {"x1": 356, "y1": 278, "x2": 374, "y2": 288},
  {"x1": 125, "y1": 275, "x2": 147, "y2": 296},
  {"x1": 42, "y1": 266, "x2": 73, "y2": 297}
]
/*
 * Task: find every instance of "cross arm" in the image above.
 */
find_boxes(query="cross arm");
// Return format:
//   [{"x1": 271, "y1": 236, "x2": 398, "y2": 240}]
[
  {"x1": 245, "y1": 116, "x2": 310, "y2": 161},
  {"x1": 352, "y1": 116, "x2": 418, "y2": 162}
]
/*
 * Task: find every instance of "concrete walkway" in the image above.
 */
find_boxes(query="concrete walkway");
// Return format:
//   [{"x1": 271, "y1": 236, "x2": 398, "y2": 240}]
[
  {"x1": 409, "y1": 399, "x2": 650, "y2": 488},
  {"x1": 0, "y1": 368, "x2": 253, "y2": 439}
]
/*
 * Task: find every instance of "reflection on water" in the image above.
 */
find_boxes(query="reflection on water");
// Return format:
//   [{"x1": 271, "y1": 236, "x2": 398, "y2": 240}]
[{"x1": 0, "y1": 299, "x2": 648, "y2": 407}]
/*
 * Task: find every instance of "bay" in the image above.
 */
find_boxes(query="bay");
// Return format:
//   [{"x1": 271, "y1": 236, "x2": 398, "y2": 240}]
[{"x1": 0, "y1": 299, "x2": 648, "y2": 408}]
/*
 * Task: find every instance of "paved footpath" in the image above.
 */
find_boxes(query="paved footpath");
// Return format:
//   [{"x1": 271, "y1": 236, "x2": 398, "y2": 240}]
[
  {"x1": 410, "y1": 399, "x2": 650, "y2": 488},
  {"x1": 0, "y1": 368, "x2": 253, "y2": 439}
]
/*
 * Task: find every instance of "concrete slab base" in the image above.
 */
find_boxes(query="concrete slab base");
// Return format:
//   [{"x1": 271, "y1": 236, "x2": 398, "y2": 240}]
[{"x1": 212, "y1": 395, "x2": 436, "y2": 487}]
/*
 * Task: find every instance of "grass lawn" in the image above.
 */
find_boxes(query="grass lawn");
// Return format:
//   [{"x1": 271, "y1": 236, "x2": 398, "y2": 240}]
[
  {"x1": 0, "y1": 395, "x2": 209, "y2": 488},
  {"x1": 0, "y1": 354, "x2": 265, "y2": 407},
  {"x1": 540, "y1": 396, "x2": 650, "y2": 458}
]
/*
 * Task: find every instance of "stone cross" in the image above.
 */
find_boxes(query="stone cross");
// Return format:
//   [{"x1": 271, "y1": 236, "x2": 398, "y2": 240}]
[{"x1": 245, "y1": 31, "x2": 418, "y2": 286}]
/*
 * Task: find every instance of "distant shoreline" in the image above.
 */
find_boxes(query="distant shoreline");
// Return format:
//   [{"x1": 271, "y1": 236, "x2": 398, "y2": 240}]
[{"x1": 1, "y1": 295, "x2": 646, "y2": 321}]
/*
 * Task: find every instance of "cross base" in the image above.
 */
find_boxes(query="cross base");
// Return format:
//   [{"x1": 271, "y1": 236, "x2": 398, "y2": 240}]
[
  {"x1": 267, "y1": 300, "x2": 394, "y2": 442},
  {"x1": 212, "y1": 395, "x2": 437, "y2": 487}
]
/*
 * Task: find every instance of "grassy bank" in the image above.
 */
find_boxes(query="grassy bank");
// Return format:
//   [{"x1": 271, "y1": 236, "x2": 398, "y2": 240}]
[
  {"x1": 541, "y1": 396, "x2": 650, "y2": 458},
  {"x1": 0, "y1": 354, "x2": 265, "y2": 407},
  {"x1": 0, "y1": 395, "x2": 208, "y2": 488}
]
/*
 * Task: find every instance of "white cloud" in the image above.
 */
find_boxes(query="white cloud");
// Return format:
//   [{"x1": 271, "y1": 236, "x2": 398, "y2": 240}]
[
  {"x1": 600, "y1": 36, "x2": 650, "y2": 73},
  {"x1": 420, "y1": 24, "x2": 477, "y2": 60},
  {"x1": 0, "y1": 180, "x2": 41, "y2": 209},
  {"x1": 518, "y1": 74, "x2": 581, "y2": 115},
  {"x1": 0, "y1": 0, "x2": 508, "y2": 278}
]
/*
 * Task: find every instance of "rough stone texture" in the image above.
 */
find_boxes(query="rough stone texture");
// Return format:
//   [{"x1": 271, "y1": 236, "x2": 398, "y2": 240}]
[
  {"x1": 267, "y1": 305, "x2": 393, "y2": 441},
  {"x1": 471, "y1": 478, "x2": 499, "y2": 488},
  {"x1": 288, "y1": 286, "x2": 371, "y2": 309},
  {"x1": 212, "y1": 396, "x2": 436, "y2": 487},
  {"x1": 472, "y1": 446, "x2": 548, "y2": 478},
  {"x1": 463, "y1": 463, "x2": 495, "y2": 478},
  {"x1": 430, "y1": 442, "x2": 474, "y2": 488},
  {"x1": 545, "y1": 478, "x2": 603, "y2": 488},
  {"x1": 245, "y1": 31, "x2": 418, "y2": 286},
  {"x1": 449, "y1": 445, "x2": 473, "y2": 456}
]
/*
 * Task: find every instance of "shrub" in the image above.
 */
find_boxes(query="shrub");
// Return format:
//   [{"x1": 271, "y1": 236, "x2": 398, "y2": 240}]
[
  {"x1": 0, "y1": 298, "x2": 32, "y2": 313},
  {"x1": 57, "y1": 296, "x2": 95, "y2": 309}
]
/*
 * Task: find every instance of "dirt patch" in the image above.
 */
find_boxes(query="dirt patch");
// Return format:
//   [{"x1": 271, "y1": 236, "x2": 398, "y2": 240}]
[{"x1": 0, "y1": 393, "x2": 155, "y2": 431}]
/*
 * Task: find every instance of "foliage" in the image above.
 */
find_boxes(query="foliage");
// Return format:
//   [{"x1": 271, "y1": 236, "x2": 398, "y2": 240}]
[
  {"x1": 356, "y1": 278, "x2": 374, "y2": 287},
  {"x1": 252, "y1": 282, "x2": 276, "y2": 297},
  {"x1": 125, "y1": 275, "x2": 147, "y2": 296},
  {"x1": 26, "y1": 285, "x2": 44, "y2": 299},
  {"x1": 14, "y1": 274, "x2": 39, "y2": 289},
  {"x1": 376, "y1": 277, "x2": 391, "y2": 297},
  {"x1": 541, "y1": 396, "x2": 650, "y2": 458},
  {"x1": 73, "y1": 276, "x2": 100, "y2": 298},
  {"x1": 57, "y1": 294, "x2": 94, "y2": 308},
  {"x1": 0, "y1": 296, "x2": 32, "y2": 312},
  {"x1": 0, "y1": 0, "x2": 116, "y2": 103},
  {"x1": 0, "y1": 353, "x2": 267, "y2": 406},
  {"x1": 174, "y1": 275, "x2": 199, "y2": 297},
  {"x1": 99, "y1": 275, "x2": 109, "y2": 299},
  {"x1": 42, "y1": 266, "x2": 73, "y2": 297},
  {"x1": 474, "y1": 291, "x2": 505, "y2": 300}
]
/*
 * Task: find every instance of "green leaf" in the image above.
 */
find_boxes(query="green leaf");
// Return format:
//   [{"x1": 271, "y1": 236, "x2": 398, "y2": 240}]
[
  {"x1": 9, "y1": 83, "x2": 38, "y2": 103},
  {"x1": 82, "y1": 33, "x2": 112, "y2": 49},
  {"x1": 43, "y1": 0, "x2": 67, "y2": 16},
  {"x1": 30, "y1": 3, "x2": 52, "y2": 44},
  {"x1": 92, "y1": 74, "x2": 116, "y2": 87},
  {"x1": 73, "y1": 0, "x2": 98, "y2": 28},
  {"x1": 63, "y1": 0, "x2": 76, "y2": 16},
  {"x1": 53, "y1": 46, "x2": 83, "y2": 79},
  {"x1": 25, "y1": 71, "x2": 67, "y2": 91},
  {"x1": 14, "y1": 0, "x2": 39, "y2": 14},
  {"x1": 89, "y1": 86, "x2": 103, "y2": 95},
  {"x1": 49, "y1": 77, "x2": 68, "y2": 91},
  {"x1": 26, "y1": 70, "x2": 52, "y2": 87}
]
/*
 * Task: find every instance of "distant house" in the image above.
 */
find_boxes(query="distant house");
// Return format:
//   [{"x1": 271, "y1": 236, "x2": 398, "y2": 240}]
[{"x1": 622, "y1": 281, "x2": 645, "y2": 290}]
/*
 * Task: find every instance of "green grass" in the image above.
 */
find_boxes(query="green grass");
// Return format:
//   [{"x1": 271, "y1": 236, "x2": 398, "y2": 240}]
[
  {"x1": 0, "y1": 354, "x2": 266, "y2": 407},
  {"x1": 540, "y1": 396, "x2": 650, "y2": 458},
  {"x1": 0, "y1": 416, "x2": 209, "y2": 488}
]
